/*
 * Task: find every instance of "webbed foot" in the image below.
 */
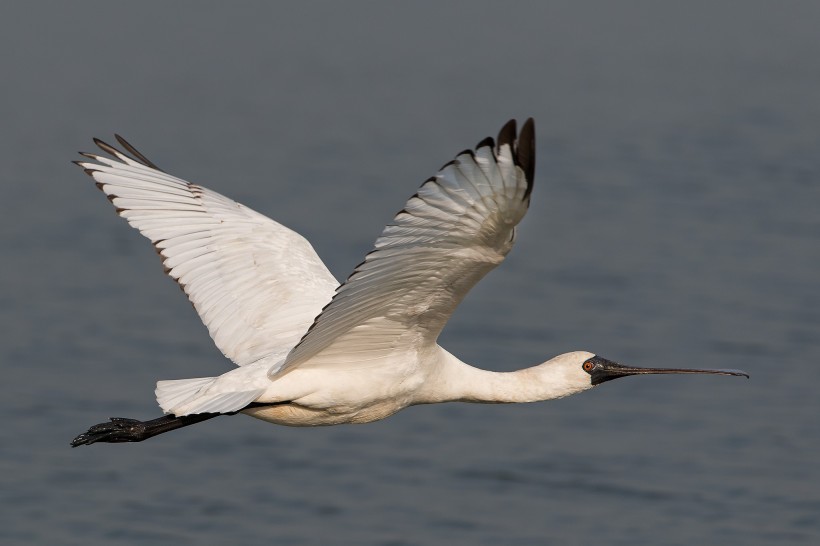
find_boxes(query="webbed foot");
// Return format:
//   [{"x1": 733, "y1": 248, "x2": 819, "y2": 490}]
[
  {"x1": 71, "y1": 417, "x2": 149, "y2": 447},
  {"x1": 70, "y1": 412, "x2": 222, "y2": 447}
]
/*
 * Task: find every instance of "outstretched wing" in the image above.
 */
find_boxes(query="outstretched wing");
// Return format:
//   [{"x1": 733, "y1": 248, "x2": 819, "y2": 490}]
[
  {"x1": 278, "y1": 118, "x2": 535, "y2": 374},
  {"x1": 75, "y1": 137, "x2": 338, "y2": 368}
]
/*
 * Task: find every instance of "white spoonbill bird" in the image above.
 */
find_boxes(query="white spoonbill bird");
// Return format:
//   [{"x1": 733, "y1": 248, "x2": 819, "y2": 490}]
[{"x1": 71, "y1": 119, "x2": 747, "y2": 447}]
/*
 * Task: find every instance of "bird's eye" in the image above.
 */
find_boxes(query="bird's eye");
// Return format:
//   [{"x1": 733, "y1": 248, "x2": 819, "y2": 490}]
[{"x1": 582, "y1": 360, "x2": 595, "y2": 373}]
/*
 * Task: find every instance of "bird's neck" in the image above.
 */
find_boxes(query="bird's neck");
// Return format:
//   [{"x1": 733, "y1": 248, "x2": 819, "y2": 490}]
[{"x1": 414, "y1": 348, "x2": 581, "y2": 405}]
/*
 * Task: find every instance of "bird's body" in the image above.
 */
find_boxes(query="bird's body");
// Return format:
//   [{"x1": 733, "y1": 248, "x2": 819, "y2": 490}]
[
  {"x1": 230, "y1": 348, "x2": 597, "y2": 427},
  {"x1": 71, "y1": 119, "x2": 746, "y2": 447}
]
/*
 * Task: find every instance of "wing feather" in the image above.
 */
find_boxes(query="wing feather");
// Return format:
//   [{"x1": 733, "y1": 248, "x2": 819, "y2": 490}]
[
  {"x1": 278, "y1": 118, "x2": 535, "y2": 374},
  {"x1": 75, "y1": 138, "x2": 338, "y2": 368}
]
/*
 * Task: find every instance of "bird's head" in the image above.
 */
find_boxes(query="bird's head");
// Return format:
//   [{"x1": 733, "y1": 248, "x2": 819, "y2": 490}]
[{"x1": 535, "y1": 351, "x2": 749, "y2": 399}]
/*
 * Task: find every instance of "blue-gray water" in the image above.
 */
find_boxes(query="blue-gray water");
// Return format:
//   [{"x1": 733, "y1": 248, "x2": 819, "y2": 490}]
[{"x1": 1, "y1": 2, "x2": 819, "y2": 544}]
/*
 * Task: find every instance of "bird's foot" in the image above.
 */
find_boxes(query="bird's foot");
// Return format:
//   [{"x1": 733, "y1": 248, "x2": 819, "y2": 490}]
[{"x1": 71, "y1": 417, "x2": 149, "y2": 447}]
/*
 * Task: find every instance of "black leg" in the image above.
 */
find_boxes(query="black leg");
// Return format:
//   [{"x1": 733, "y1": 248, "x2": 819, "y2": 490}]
[{"x1": 70, "y1": 413, "x2": 222, "y2": 447}]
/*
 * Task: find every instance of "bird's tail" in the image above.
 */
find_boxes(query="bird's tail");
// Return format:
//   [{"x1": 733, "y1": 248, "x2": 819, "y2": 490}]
[{"x1": 155, "y1": 377, "x2": 263, "y2": 416}]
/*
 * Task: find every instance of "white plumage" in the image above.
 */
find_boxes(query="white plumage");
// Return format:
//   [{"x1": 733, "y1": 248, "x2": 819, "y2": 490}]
[
  {"x1": 71, "y1": 119, "x2": 747, "y2": 447},
  {"x1": 83, "y1": 149, "x2": 337, "y2": 371}
]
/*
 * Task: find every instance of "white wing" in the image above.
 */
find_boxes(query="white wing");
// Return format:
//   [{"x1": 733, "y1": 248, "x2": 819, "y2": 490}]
[
  {"x1": 75, "y1": 137, "x2": 338, "y2": 368},
  {"x1": 278, "y1": 119, "x2": 535, "y2": 374}
]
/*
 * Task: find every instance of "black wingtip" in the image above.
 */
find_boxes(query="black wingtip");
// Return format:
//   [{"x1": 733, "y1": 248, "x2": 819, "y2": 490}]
[
  {"x1": 516, "y1": 118, "x2": 535, "y2": 198},
  {"x1": 93, "y1": 137, "x2": 120, "y2": 158},
  {"x1": 115, "y1": 134, "x2": 163, "y2": 171},
  {"x1": 85, "y1": 135, "x2": 164, "y2": 172},
  {"x1": 72, "y1": 159, "x2": 98, "y2": 176},
  {"x1": 497, "y1": 119, "x2": 517, "y2": 151},
  {"x1": 476, "y1": 136, "x2": 495, "y2": 150}
]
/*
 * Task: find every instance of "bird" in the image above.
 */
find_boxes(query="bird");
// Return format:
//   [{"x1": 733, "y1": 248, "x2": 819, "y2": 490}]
[{"x1": 70, "y1": 118, "x2": 748, "y2": 447}]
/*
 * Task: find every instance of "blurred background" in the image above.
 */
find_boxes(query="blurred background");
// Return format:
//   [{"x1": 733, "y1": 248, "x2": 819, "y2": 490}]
[{"x1": 1, "y1": 2, "x2": 818, "y2": 545}]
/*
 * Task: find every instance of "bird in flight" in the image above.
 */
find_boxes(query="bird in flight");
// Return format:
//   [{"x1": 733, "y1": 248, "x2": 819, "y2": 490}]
[{"x1": 71, "y1": 119, "x2": 747, "y2": 447}]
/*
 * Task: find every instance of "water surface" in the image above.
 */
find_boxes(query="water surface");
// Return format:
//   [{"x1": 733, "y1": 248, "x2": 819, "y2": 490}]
[{"x1": 1, "y1": 2, "x2": 819, "y2": 545}]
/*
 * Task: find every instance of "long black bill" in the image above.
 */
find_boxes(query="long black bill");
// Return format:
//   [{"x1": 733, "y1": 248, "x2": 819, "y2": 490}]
[{"x1": 587, "y1": 356, "x2": 749, "y2": 386}]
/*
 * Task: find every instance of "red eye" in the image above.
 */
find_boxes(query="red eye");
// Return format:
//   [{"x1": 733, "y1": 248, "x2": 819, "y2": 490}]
[{"x1": 583, "y1": 361, "x2": 594, "y2": 372}]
